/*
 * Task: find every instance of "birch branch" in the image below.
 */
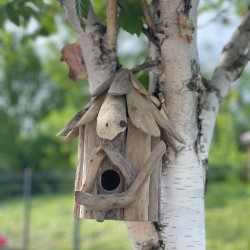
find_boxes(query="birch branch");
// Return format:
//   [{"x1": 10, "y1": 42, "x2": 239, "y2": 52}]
[
  {"x1": 105, "y1": 0, "x2": 118, "y2": 51},
  {"x1": 199, "y1": 10, "x2": 250, "y2": 161},
  {"x1": 210, "y1": 10, "x2": 250, "y2": 98},
  {"x1": 141, "y1": 0, "x2": 157, "y2": 32}
]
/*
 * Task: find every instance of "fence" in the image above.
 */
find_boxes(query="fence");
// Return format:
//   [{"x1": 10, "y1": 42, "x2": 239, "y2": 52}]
[{"x1": 0, "y1": 169, "x2": 81, "y2": 250}]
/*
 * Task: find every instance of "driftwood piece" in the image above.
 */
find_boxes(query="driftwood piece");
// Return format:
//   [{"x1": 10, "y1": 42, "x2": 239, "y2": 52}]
[
  {"x1": 76, "y1": 93, "x2": 106, "y2": 127},
  {"x1": 108, "y1": 69, "x2": 131, "y2": 95},
  {"x1": 97, "y1": 94, "x2": 127, "y2": 140},
  {"x1": 129, "y1": 72, "x2": 148, "y2": 96},
  {"x1": 127, "y1": 87, "x2": 160, "y2": 137},
  {"x1": 102, "y1": 140, "x2": 136, "y2": 186},
  {"x1": 80, "y1": 146, "x2": 106, "y2": 192},
  {"x1": 65, "y1": 127, "x2": 79, "y2": 142},
  {"x1": 56, "y1": 110, "x2": 86, "y2": 136},
  {"x1": 75, "y1": 140, "x2": 166, "y2": 216},
  {"x1": 147, "y1": 100, "x2": 185, "y2": 144}
]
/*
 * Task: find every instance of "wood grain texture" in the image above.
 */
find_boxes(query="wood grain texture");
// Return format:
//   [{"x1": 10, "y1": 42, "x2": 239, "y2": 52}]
[
  {"x1": 124, "y1": 119, "x2": 151, "y2": 221},
  {"x1": 108, "y1": 69, "x2": 131, "y2": 95},
  {"x1": 127, "y1": 87, "x2": 160, "y2": 137},
  {"x1": 76, "y1": 93, "x2": 106, "y2": 127},
  {"x1": 97, "y1": 94, "x2": 127, "y2": 140}
]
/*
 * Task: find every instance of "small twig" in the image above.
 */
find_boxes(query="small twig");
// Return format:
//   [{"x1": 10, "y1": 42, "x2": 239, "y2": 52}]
[
  {"x1": 141, "y1": 0, "x2": 157, "y2": 32},
  {"x1": 131, "y1": 60, "x2": 159, "y2": 74},
  {"x1": 105, "y1": 0, "x2": 118, "y2": 51},
  {"x1": 142, "y1": 27, "x2": 159, "y2": 47}
]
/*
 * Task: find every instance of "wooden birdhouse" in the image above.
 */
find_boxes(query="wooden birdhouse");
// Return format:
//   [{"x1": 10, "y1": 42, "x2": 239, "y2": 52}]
[{"x1": 57, "y1": 69, "x2": 184, "y2": 222}]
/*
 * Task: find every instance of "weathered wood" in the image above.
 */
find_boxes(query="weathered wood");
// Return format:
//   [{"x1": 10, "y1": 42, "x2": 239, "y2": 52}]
[
  {"x1": 148, "y1": 137, "x2": 162, "y2": 221},
  {"x1": 73, "y1": 126, "x2": 84, "y2": 218},
  {"x1": 57, "y1": 110, "x2": 86, "y2": 136},
  {"x1": 127, "y1": 87, "x2": 160, "y2": 137},
  {"x1": 76, "y1": 93, "x2": 106, "y2": 127},
  {"x1": 129, "y1": 72, "x2": 149, "y2": 96},
  {"x1": 80, "y1": 146, "x2": 106, "y2": 192},
  {"x1": 108, "y1": 69, "x2": 131, "y2": 95},
  {"x1": 102, "y1": 140, "x2": 136, "y2": 186},
  {"x1": 147, "y1": 100, "x2": 186, "y2": 144},
  {"x1": 75, "y1": 140, "x2": 166, "y2": 215},
  {"x1": 97, "y1": 94, "x2": 127, "y2": 140},
  {"x1": 124, "y1": 119, "x2": 151, "y2": 221},
  {"x1": 65, "y1": 127, "x2": 79, "y2": 142}
]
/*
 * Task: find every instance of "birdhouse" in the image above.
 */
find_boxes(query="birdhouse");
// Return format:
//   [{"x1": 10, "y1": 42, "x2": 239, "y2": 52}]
[{"x1": 57, "y1": 69, "x2": 184, "y2": 222}]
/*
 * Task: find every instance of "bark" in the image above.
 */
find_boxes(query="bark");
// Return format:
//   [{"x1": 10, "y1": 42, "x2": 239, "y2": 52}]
[{"x1": 60, "y1": 0, "x2": 250, "y2": 249}]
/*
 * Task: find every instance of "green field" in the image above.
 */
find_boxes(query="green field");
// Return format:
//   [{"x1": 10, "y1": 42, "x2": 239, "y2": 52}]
[{"x1": 0, "y1": 182, "x2": 249, "y2": 250}]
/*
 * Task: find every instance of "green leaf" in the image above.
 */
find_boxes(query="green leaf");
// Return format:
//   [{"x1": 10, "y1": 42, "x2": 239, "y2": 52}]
[
  {"x1": 5, "y1": 3, "x2": 20, "y2": 26},
  {"x1": 118, "y1": 0, "x2": 143, "y2": 36},
  {"x1": 75, "y1": 0, "x2": 90, "y2": 22}
]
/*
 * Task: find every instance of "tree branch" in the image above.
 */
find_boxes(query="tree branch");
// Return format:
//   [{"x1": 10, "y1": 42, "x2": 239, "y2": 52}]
[
  {"x1": 131, "y1": 60, "x2": 159, "y2": 74},
  {"x1": 141, "y1": 0, "x2": 157, "y2": 32},
  {"x1": 105, "y1": 0, "x2": 118, "y2": 51},
  {"x1": 210, "y1": 10, "x2": 250, "y2": 98}
]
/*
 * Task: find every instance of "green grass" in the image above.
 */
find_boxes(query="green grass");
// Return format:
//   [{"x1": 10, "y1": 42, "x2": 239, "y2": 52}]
[
  {"x1": 0, "y1": 194, "x2": 130, "y2": 250},
  {"x1": 0, "y1": 182, "x2": 249, "y2": 250}
]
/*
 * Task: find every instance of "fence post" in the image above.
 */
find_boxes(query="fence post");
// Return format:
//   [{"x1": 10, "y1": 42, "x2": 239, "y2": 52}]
[
  {"x1": 23, "y1": 168, "x2": 32, "y2": 250},
  {"x1": 73, "y1": 219, "x2": 80, "y2": 250}
]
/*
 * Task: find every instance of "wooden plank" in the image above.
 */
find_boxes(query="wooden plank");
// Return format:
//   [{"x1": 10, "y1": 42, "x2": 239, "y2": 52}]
[
  {"x1": 148, "y1": 137, "x2": 162, "y2": 221},
  {"x1": 124, "y1": 119, "x2": 151, "y2": 221}
]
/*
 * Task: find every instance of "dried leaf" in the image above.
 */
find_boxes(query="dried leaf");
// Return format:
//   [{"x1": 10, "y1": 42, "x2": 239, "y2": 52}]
[
  {"x1": 97, "y1": 95, "x2": 127, "y2": 140},
  {"x1": 127, "y1": 87, "x2": 160, "y2": 137},
  {"x1": 61, "y1": 43, "x2": 87, "y2": 81},
  {"x1": 108, "y1": 69, "x2": 131, "y2": 95}
]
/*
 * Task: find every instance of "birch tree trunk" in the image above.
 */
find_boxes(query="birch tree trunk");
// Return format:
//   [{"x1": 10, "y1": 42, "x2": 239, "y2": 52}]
[{"x1": 60, "y1": 0, "x2": 250, "y2": 249}]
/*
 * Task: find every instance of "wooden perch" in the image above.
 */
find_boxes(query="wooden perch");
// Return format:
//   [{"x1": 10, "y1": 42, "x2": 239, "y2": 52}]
[
  {"x1": 76, "y1": 93, "x2": 106, "y2": 127},
  {"x1": 127, "y1": 87, "x2": 160, "y2": 137},
  {"x1": 75, "y1": 141, "x2": 166, "y2": 219},
  {"x1": 81, "y1": 146, "x2": 106, "y2": 192},
  {"x1": 108, "y1": 69, "x2": 131, "y2": 95},
  {"x1": 102, "y1": 140, "x2": 136, "y2": 186},
  {"x1": 97, "y1": 94, "x2": 127, "y2": 140}
]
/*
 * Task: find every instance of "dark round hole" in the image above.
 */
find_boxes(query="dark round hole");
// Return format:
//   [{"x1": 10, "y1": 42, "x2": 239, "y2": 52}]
[{"x1": 101, "y1": 170, "x2": 120, "y2": 191}]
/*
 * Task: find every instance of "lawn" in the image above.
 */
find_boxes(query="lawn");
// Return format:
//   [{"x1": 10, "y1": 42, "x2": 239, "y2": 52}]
[{"x1": 0, "y1": 182, "x2": 249, "y2": 250}]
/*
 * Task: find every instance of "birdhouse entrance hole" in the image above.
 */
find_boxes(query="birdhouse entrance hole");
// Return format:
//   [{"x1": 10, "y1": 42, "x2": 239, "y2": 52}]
[{"x1": 101, "y1": 169, "x2": 120, "y2": 191}]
